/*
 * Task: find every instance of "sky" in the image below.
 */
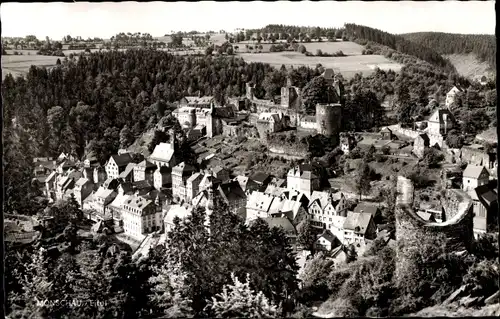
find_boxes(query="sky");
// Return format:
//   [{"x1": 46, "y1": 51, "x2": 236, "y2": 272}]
[{"x1": 1, "y1": 1, "x2": 496, "y2": 40}]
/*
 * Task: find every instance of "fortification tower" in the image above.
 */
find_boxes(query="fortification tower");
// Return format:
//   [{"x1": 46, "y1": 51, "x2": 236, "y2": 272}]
[
  {"x1": 245, "y1": 82, "x2": 255, "y2": 100},
  {"x1": 281, "y1": 75, "x2": 298, "y2": 108},
  {"x1": 186, "y1": 108, "x2": 196, "y2": 129},
  {"x1": 333, "y1": 76, "x2": 345, "y2": 104},
  {"x1": 315, "y1": 103, "x2": 342, "y2": 139}
]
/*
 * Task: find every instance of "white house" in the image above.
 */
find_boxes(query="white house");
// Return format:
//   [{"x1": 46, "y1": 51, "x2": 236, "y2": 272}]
[{"x1": 462, "y1": 164, "x2": 490, "y2": 192}]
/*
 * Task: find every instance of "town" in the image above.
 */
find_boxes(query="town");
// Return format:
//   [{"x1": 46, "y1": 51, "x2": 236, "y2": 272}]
[
  {"x1": 3, "y1": 2, "x2": 498, "y2": 318},
  {"x1": 22, "y1": 72, "x2": 498, "y2": 260}
]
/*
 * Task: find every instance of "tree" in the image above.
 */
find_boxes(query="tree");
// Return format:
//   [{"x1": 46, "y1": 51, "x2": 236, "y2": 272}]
[
  {"x1": 301, "y1": 76, "x2": 337, "y2": 114},
  {"x1": 297, "y1": 45, "x2": 307, "y2": 54},
  {"x1": 148, "y1": 257, "x2": 193, "y2": 318},
  {"x1": 119, "y1": 124, "x2": 133, "y2": 150},
  {"x1": 297, "y1": 219, "x2": 318, "y2": 255},
  {"x1": 422, "y1": 147, "x2": 444, "y2": 168},
  {"x1": 207, "y1": 273, "x2": 277, "y2": 318},
  {"x1": 205, "y1": 46, "x2": 214, "y2": 55},
  {"x1": 445, "y1": 129, "x2": 464, "y2": 149},
  {"x1": 353, "y1": 160, "x2": 372, "y2": 200}
]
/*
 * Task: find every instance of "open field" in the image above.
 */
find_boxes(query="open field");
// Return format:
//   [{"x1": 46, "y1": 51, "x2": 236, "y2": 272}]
[
  {"x1": 444, "y1": 53, "x2": 495, "y2": 79},
  {"x1": 236, "y1": 40, "x2": 364, "y2": 55},
  {"x1": 2, "y1": 54, "x2": 61, "y2": 78},
  {"x1": 236, "y1": 51, "x2": 402, "y2": 79}
]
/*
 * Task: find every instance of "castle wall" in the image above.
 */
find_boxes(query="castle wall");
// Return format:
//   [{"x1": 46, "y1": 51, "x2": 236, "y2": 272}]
[
  {"x1": 395, "y1": 177, "x2": 474, "y2": 282},
  {"x1": 268, "y1": 144, "x2": 308, "y2": 158}
]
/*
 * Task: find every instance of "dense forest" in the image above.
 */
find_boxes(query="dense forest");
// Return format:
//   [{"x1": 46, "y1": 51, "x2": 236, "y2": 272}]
[
  {"x1": 402, "y1": 32, "x2": 496, "y2": 69},
  {"x1": 244, "y1": 24, "x2": 344, "y2": 40},
  {"x1": 344, "y1": 23, "x2": 456, "y2": 73}
]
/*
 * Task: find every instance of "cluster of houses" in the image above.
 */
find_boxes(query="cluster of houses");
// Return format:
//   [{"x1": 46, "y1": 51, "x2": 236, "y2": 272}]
[{"x1": 31, "y1": 79, "x2": 496, "y2": 260}]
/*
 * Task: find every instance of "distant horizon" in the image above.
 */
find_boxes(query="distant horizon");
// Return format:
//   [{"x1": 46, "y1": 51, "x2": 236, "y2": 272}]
[{"x1": 1, "y1": 1, "x2": 496, "y2": 40}]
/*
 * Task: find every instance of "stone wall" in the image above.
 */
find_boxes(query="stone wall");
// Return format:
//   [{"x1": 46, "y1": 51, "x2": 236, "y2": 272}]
[
  {"x1": 387, "y1": 124, "x2": 422, "y2": 140},
  {"x1": 268, "y1": 144, "x2": 308, "y2": 158},
  {"x1": 395, "y1": 177, "x2": 474, "y2": 281}
]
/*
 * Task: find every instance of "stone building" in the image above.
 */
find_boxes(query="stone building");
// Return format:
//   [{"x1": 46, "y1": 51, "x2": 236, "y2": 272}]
[
  {"x1": 133, "y1": 160, "x2": 157, "y2": 184},
  {"x1": 121, "y1": 194, "x2": 162, "y2": 241},
  {"x1": 462, "y1": 164, "x2": 490, "y2": 192},
  {"x1": 308, "y1": 191, "x2": 348, "y2": 242},
  {"x1": 105, "y1": 153, "x2": 134, "y2": 180},
  {"x1": 171, "y1": 162, "x2": 196, "y2": 203},
  {"x1": 445, "y1": 86, "x2": 464, "y2": 109},
  {"x1": 149, "y1": 130, "x2": 177, "y2": 168},
  {"x1": 287, "y1": 164, "x2": 320, "y2": 196},
  {"x1": 413, "y1": 133, "x2": 430, "y2": 159}
]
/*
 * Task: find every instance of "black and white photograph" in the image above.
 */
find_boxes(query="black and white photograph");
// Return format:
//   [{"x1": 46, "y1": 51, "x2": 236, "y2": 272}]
[{"x1": 1, "y1": 1, "x2": 498, "y2": 318}]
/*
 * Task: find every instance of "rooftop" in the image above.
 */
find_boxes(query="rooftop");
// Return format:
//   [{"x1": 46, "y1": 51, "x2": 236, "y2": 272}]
[
  {"x1": 463, "y1": 164, "x2": 488, "y2": 179},
  {"x1": 110, "y1": 153, "x2": 134, "y2": 167},
  {"x1": 343, "y1": 211, "x2": 373, "y2": 234}
]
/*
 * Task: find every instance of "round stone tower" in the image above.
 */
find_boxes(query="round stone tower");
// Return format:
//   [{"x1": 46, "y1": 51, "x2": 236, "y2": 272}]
[{"x1": 315, "y1": 103, "x2": 342, "y2": 137}]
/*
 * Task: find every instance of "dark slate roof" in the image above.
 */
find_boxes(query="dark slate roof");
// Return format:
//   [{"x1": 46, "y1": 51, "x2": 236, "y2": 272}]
[
  {"x1": 475, "y1": 184, "x2": 498, "y2": 208},
  {"x1": 111, "y1": 153, "x2": 134, "y2": 167},
  {"x1": 250, "y1": 171, "x2": 271, "y2": 184},
  {"x1": 219, "y1": 181, "x2": 246, "y2": 201},
  {"x1": 353, "y1": 202, "x2": 379, "y2": 216},
  {"x1": 319, "y1": 229, "x2": 337, "y2": 243}
]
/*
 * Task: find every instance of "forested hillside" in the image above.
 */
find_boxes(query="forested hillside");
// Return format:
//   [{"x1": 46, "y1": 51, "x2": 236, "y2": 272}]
[
  {"x1": 402, "y1": 32, "x2": 496, "y2": 69},
  {"x1": 344, "y1": 23, "x2": 456, "y2": 73}
]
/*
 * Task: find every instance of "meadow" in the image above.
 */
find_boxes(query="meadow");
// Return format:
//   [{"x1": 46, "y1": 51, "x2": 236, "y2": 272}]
[
  {"x1": 234, "y1": 41, "x2": 403, "y2": 79},
  {"x1": 2, "y1": 52, "x2": 61, "y2": 78}
]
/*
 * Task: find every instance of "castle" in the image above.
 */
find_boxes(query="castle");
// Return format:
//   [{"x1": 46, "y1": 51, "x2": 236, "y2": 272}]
[
  {"x1": 248, "y1": 69, "x2": 344, "y2": 142},
  {"x1": 171, "y1": 69, "x2": 344, "y2": 145}
]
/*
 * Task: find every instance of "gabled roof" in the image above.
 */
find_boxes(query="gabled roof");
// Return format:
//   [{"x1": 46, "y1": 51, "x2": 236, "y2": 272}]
[
  {"x1": 119, "y1": 163, "x2": 136, "y2": 178},
  {"x1": 263, "y1": 217, "x2": 296, "y2": 234},
  {"x1": 183, "y1": 96, "x2": 214, "y2": 105},
  {"x1": 343, "y1": 211, "x2": 374, "y2": 235},
  {"x1": 428, "y1": 108, "x2": 455, "y2": 124},
  {"x1": 318, "y1": 229, "x2": 337, "y2": 243},
  {"x1": 264, "y1": 184, "x2": 287, "y2": 197},
  {"x1": 353, "y1": 202, "x2": 379, "y2": 216},
  {"x1": 187, "y1": 172, "x2": 203, "y2": 184},
  {"x1": 75, "y1": 177, "x2": 90, "y2": 188},
  {"x1": 218, "y1": 180, "x2": 246, "y2": 202},
  {"x1": 172, "y1": 162, "x2": 195, "y2": 175},
  {"x1": 288, "y1": 164, "x2": 317, "y2": 179},
  {"x1": 109, "y1": 153, "x2": 133, "y2": 167},
  {"x1": 246, "y1": 191, "x2": 275, "y2": 212},
  {"x1": 249, "y1": 171, "x2": 270, "y2": 184},
  {"x1": 109, "y1": 193, "x2": 131, "y2": 209},
  {"x1": 380, "y1": 127, "x2": 392, "y2": 133},
  {"x1": 150, "y1": 143, "x2": 175, "y2": 162},
  {"x1": 309, "y1": 191, "x2": 332, "y2": 210},
  {"x1": 95, "y1": 188, "x2": 116, "y2": 199},
  {"x1": 463, "y1": 164, "x2": 489, "y2": 179},
  {"x1": 475, "y1": 184, "x2": 498, "y2": 208},
  {"x1": 234, "y1": 175, "x2": 259, "y2": 192}
]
